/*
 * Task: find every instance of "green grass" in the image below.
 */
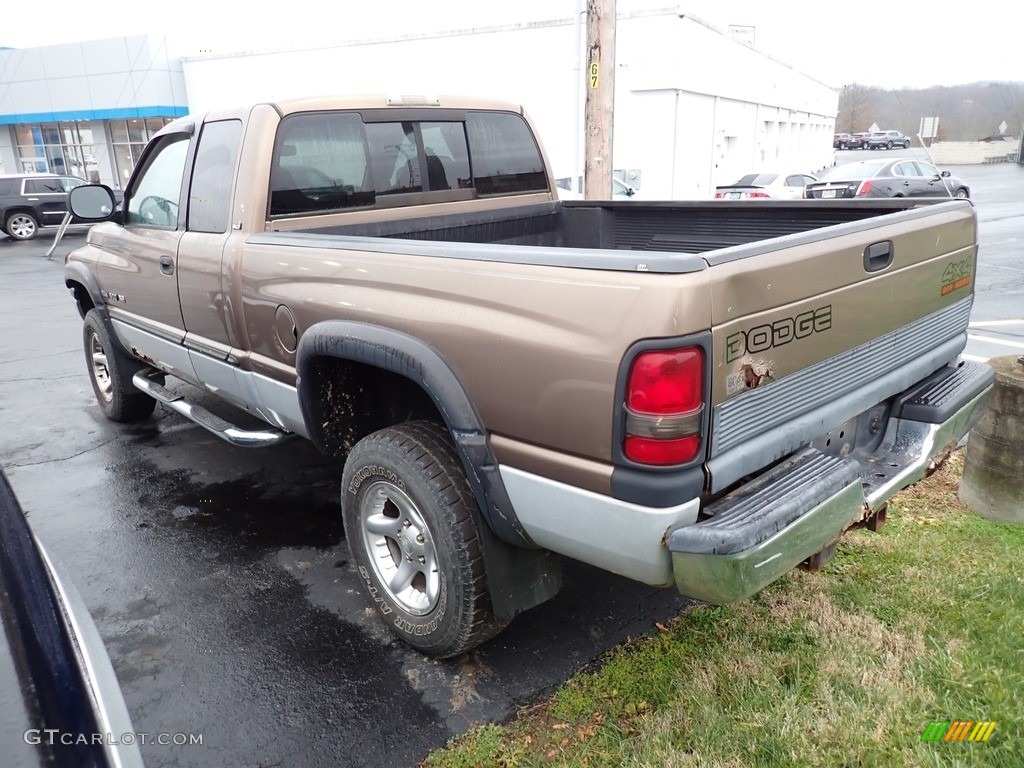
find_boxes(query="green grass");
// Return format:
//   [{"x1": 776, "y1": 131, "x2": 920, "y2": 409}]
[{"x1": 425, "y1": 452, "x2": 1024, "y2": 767}]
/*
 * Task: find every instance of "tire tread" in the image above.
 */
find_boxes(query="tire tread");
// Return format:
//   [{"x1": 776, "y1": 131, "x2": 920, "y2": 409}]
[{"x1": 343, "y1": 420, "x2": 507, "y2": 657}]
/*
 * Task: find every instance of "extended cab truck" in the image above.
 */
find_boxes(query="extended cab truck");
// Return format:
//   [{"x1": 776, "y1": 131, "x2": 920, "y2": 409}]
[{"x1": 63, "y1": 95, "x2": 994, "y2": 658}]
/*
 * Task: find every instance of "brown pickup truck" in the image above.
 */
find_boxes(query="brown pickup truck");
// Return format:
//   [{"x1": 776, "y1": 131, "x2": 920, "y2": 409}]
[{"x1": 63, "y1": 94, "x2": 993, "y2": 657}]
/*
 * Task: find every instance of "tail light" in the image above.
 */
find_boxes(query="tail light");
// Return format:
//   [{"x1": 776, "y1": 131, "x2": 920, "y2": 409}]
[
  {"x1": 623, "y1": 346, "x2": 705, "y2": 466},
  {"x1": 745, "y1": 191, "x2": 770, "y2": 199},
  {"x1": 713, "y1": 191, "x2": 725, "y2": 198},
  {"x1": 855, "y1": 180, "x2": 873, "y2": 197}
]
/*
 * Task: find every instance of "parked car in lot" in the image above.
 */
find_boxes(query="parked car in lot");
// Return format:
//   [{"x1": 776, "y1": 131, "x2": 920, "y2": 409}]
[
  {"x1": 833, "y1": 133, "x2": 853, "y2": 149},
  {"x1": 0, "y1": 469, "x2": 143, "y2": 767},
  {"x1": 804, "y1": 158, "x2": 969, "y2": 199},
  {"x1": 0, "y1": 173, "x2": 89, "y2": 240},
  {"x1": 714, "y1": 171, "x2": 818, "y2": 200},
  {"x1": 556, "y1": 176, "x2": 639, "y2": 199},
  {"x1": 846, "y1": 132, "x2": 871, "y2": 149},
  {"x1": 867, "y1": 130, "x2": 912, "y2": 150}
]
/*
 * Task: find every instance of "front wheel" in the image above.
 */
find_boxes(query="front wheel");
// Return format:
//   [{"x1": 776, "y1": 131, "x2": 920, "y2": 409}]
[
  {"x1": 954, "y1": 187, "x2": 970, "y2": 199},
  {"x1": 5, "y1": 211, "x2": 38, "y2": 240},
  {"x1": 342, "y1": 420, "x2": 506, "y2": 657},
  {"x1": 83, "y1": 309, "x2": 157, "y2": 422}
]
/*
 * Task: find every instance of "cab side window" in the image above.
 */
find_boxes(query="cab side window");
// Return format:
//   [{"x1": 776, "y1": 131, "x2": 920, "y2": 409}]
[
  {"x1": 126, "y1": 134, "x2": 190, "y2": 227},
  {"x1": 188, "y1": 120, "x2": 242, "y2": 234}
]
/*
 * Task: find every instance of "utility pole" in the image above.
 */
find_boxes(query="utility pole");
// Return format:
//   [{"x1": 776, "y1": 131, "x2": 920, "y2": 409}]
[{"x1": 584, "y1": 0, "x2": 615, "y2": 199}]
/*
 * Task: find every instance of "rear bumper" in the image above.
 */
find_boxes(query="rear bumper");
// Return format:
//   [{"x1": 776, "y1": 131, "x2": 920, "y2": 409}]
[{"x1": 669, "y1": 361, "x2": 994, "y2": 604}]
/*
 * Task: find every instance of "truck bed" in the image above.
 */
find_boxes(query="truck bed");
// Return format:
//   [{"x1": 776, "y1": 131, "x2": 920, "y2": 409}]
[{"x1": 286, "y1": 198, "x2": 954, "y2": 257}]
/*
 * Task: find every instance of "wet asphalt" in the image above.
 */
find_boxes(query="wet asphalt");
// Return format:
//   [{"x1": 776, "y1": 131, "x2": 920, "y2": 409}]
[{"x1": 2, "y1": 164, "x2": 1022, "y2": 767}]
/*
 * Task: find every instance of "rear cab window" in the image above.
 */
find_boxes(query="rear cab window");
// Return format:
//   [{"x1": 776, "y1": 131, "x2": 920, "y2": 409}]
[{"x1": 268, "y1": 109, "x2": 548, "y2": 218}]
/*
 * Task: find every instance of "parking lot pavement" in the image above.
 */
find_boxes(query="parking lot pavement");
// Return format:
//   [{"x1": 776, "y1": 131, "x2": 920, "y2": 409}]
[
  {"x1": 1, "y1": 166, "x2": 1020, "y2": 766},
  {"x1": 0, "y1": 231, "x2": 689, "y2": 767},
  {"x1": 961, "y1": 163, "x2": 1024, "y2": 362}
]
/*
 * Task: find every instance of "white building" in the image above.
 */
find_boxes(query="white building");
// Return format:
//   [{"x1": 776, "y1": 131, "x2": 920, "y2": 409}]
[
  {"x1": 0, "y1": 9, "x2": 836, "y2": 199},
  {"x1": 181, "y1": 8, "x2": 837, "y2": 199}
]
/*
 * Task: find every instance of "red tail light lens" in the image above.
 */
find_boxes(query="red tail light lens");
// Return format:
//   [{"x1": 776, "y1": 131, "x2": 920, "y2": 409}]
[
  {"x1": 855, "y1": 180, "x2": 873, "y2": 197},
  {"x1": 624, "y1": 435, "x2": 701, "y2": 466},
  {"x1": 714, "y1": 191, "x2": 725, "y2": 198},
  {"x1": 627, "y1": 348, "x2": 703, "y2": 414},
  {"x1": 623, "y1": 346, "x2": 704, "y2": 465},
  {"x1": 746, "y1": 191, "x2": 770, "y2": 198}
]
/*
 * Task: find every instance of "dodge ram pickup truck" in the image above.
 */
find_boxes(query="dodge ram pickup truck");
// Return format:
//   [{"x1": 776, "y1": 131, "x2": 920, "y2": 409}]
[{"x1": 63, "y1": 94, "x2": 994, "y2": 657}]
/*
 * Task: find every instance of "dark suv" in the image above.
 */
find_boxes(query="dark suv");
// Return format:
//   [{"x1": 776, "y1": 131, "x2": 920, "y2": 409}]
[{"x1": 0, "y1": 174, "x2": 88, "y2": 240}]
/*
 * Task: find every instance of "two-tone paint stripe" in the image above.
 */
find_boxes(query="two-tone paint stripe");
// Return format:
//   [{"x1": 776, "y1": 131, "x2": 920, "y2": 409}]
[{"x1": 921, "y1": 720, "x2": 997, "y2": 742}]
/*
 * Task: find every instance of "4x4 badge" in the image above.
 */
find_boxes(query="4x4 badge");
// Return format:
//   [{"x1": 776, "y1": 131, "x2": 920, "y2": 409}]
[{"x1": 941, "y1": 256, "x2": 971, "y2": 296}]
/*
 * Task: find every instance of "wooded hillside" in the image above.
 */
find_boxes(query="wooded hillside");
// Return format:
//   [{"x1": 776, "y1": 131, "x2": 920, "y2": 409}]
[{"x1": 837, "y1": 82, "x2": 1024, "y2": 140}]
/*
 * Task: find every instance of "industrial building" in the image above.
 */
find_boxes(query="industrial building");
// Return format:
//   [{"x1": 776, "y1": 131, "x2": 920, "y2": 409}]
[{"x1": 0, "y1": 8, "x2": 837, "y2": 199}]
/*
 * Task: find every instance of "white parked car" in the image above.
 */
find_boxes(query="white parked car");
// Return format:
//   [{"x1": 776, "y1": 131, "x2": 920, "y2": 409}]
[
  {"x1": 556, "y1": 177, "x2": 639, "y2": 200},
  {"x1": 714, "y1": 171, "x2": 818, "y2": 200}
]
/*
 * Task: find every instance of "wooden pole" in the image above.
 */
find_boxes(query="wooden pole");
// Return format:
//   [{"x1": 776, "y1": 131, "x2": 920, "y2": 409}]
[{"x1": 584, "y1": 0, "x2": 615, "y2": 199}]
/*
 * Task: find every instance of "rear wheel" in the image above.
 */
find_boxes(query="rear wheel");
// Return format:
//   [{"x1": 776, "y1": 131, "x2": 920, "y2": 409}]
[
  {"x1": 83, "y1": 309, "x2": 157, "y2": 422},
  {"x1": 341, "y1": 420, "x2": 506, "y2": 657},
  {"x1": 886, "y1": 141, "x2": 894, "y2": 150},
  {"x1": 5, "y1": 211, "x2": 38, "y2": 240}
]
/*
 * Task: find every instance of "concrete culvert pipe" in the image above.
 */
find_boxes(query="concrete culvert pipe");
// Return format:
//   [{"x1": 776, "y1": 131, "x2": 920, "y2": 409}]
[{"x1": 958, "y1": 355, "x2": 1024, "y2": 522}]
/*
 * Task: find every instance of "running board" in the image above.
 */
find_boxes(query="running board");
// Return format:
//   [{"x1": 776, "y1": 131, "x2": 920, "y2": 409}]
[{"x1": 132, "y1": 372, "x2": 294, "y2": 448}]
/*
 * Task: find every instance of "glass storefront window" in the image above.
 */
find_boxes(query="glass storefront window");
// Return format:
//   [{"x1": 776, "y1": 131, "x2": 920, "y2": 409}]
[
  {"x1": 109, "y1": 121, "x2": 129, "y2": 143},
  {"x1": 13, "y1": 117, "x2": 177, "y2": 187},
  {"x1": 127, "y1": 120, "x2": 146, "y2": 144},
  {"x1": 113, "y1": 144, "x2": 136, "y2": 186}
]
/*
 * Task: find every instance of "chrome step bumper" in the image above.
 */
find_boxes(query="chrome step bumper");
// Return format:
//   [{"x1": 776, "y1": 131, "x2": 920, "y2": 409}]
[
  {"x1": 133, "y1": 372, "x2": 294, "y2": 448},
  {"x1": 669, "y1": 361, "x2": 994, "y2": 604}
]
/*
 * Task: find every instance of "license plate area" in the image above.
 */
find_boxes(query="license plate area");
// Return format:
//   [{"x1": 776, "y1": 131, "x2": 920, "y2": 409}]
[
  {"x1": 808, "y1": 402, "x2": 889, "y2": 460},
  {"x1": 822, "y1": 189, "x2": 837, "y2": 198}
]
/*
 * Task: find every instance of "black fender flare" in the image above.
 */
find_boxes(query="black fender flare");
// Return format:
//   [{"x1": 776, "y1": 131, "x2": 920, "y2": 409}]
[
  {"x1": 64, "y1": 262, "x2": 135, "y2": 359},
  {"x1": 295, "y1": 321, "x2": 531, "y2": 548},
  {"x1": 296, "y1": 322, "x2": 563, "y2": 618}
]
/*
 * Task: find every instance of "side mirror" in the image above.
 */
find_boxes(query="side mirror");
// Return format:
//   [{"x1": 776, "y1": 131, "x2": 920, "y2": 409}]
[
  {"x1": 941, "y1": 170, "x2": 951, "y2": 178},
  {"x1": 69, "y1": 184, "x2": 117, "y2": 221}
]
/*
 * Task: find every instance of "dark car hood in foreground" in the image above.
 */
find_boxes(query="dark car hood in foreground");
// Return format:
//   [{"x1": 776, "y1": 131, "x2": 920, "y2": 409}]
[{"x1": 0, "y1": 469, "x2": 143, "y2": 768}]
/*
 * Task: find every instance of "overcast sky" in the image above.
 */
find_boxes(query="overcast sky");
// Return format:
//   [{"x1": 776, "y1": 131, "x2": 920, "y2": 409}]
[{"x1": 3, "y1": 1, "x2": 1022, "y2": 91}]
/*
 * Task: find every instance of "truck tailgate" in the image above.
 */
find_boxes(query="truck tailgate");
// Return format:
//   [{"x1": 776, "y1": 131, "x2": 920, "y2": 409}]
[{"x1": 703, "y1": 201, "x2": 977, "y2": 493}]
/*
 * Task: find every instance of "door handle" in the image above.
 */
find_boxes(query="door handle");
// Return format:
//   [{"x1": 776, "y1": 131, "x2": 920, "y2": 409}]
[
  {"x1": 863, "y1": 240, "x2": 894, "y2": 273},
  {"x1": 159, "y1": 256, "x2": 175, "y2": 276}
]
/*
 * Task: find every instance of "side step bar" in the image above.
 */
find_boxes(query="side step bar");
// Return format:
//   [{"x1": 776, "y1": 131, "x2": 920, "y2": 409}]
[{"x1": 132, "y1": 372, "x2": 294, "y2": 448}]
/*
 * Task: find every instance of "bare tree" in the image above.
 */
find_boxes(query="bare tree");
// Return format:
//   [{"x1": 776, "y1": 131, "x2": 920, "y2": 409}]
[{"x1": 837, "y1": 83, "x2": 878, "y2": 133}]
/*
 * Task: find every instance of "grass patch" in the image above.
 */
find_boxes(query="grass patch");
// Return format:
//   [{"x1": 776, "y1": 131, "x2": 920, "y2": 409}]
[{"x1": 424, "y1": 452, "x2": 1023, "y2": 767}]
